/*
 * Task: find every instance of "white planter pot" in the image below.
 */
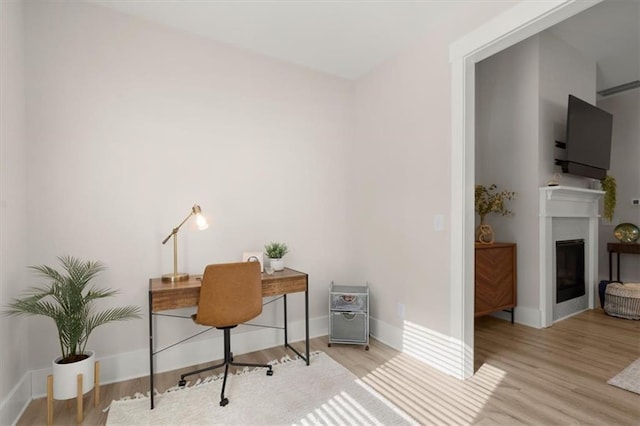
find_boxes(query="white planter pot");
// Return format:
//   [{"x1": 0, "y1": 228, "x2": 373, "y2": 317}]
[
  {"x1": 52, "y1": 351, "x2": 95, "y2": 400},
  {"x1": 270, "y1": 258, "x2": 285, "y2": 271}
]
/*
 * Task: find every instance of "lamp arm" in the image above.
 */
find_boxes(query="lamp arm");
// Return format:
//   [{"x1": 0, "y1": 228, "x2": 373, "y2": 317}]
[
  {"x1": 161, "y1": 229, "x2": 176, "y2": 245},
  {"x1": 161, "y1": 211, "x2": 194, "y2": 245}
]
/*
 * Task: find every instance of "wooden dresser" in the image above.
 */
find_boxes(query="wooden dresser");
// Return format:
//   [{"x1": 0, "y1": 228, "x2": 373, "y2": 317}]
[{"x1": 475, "y1": 242, "x2": 517, "y2": 322}]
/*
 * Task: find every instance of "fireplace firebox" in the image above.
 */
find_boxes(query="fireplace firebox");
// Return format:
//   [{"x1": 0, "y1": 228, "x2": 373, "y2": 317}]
[{"x1": 556, "y1": 239, "x2": 586, "y2": 303}]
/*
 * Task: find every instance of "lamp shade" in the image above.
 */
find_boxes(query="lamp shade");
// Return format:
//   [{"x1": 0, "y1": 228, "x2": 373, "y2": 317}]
[{"x1": 193, "y1": 206, "x2": 209, "y2": 230}]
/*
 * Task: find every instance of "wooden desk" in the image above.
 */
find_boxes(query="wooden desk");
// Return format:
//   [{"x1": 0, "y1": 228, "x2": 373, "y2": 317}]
[
  {"x1": 148, "y1": 268, "x2": 309, "y2": 409},
  {"x1": 608, "y1": 243, "x2": 640, "y2": 281}
]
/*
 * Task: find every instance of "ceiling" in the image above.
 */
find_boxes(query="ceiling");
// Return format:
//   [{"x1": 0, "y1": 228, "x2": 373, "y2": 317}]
[
  {"x1": 90, "y1": 0, "x2": 472, "y2": 79},
  {"x1": 547, "y1": 0, "x2": 639, "y2": 95},
  {"x1": 91, "y1": 0, "x2": 638, "y2": 93}
]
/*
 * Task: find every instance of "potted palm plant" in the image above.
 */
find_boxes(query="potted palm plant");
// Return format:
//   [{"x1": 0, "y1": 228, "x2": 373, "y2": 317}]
[
  {"x1": 264, "y1": 242, "x2": 289, "y2": 271},
  {"x1": 3, "y1": 255, "x2": 141, "y2": 399}
]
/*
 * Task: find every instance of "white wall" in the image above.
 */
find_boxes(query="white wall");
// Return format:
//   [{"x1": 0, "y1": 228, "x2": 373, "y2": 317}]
[
  {"x1": 350, "y1": 1, "x2": 518, "y2": 368},
  {"x1": 475, "y1": 31, "x2": 596, "y2": 326},
  {"x1": 0, "y1": 0, "x2": 31, "y2": 423},
  {"x1": 597, "y1": 88, "x2": 640, "y2": 282},
  {"x1": 23, "y1": 1, "x2": 353, "y2": 369},
  {"x1": 539, "y1": 32, "x2": 597, "y2": 187},
  {"x1": 476, "y1": 35, "x2": 541, "y2": 322}
]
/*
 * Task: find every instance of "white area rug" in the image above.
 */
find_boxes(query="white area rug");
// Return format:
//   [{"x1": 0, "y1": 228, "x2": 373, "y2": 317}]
[
  {"x1": 106, "y1": 352, "x2": 416, "y2": 425},
  {"x1": 607, "y1": 357, "x2": 640, "y2": 394}
]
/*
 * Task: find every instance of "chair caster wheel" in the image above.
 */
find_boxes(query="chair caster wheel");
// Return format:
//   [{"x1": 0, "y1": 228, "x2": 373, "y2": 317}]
[
  {"x1": 328, "y1": 343, "x2": 331, "y2": 347},
  {"x1": 365, "y1": 345, "x2": 370, "y2": 351},
  {"x1": 267, "y1": 369, "x2": 273, "y2": 376},
  {"x1": 220, "y1": 397, "x2": 229, "y2": 407},
  {"x1": 178, "y1": 379, "x2": 186, "y2": 387}
]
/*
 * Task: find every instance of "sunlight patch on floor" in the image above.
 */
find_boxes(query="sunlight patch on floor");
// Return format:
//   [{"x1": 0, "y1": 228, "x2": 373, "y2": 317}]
[
  {"x1": 402, "y1": 320, "x2": 465, "y2": 374},
  {"x1": 359, "y1": 321, "x2": 507, "y2": 424},
  {"x1": 295, "y1": 390, "x2": 411, "y2": 426}
]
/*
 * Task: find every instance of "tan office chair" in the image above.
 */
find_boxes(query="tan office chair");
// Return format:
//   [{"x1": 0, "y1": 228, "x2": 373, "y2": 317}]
[{"x1": 178, "y1": 262, "x2": 273, "y2": 406}]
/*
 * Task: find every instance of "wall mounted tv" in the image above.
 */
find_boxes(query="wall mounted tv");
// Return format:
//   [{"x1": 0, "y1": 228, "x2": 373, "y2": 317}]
[{"x1": 556, "y1": 94, "x2": 613, "y2": 180}]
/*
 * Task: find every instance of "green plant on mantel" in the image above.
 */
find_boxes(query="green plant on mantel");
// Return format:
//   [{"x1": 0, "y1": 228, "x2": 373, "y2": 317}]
[{"x1": 600, "y1": 174, "x2": 616, "y2": 221}]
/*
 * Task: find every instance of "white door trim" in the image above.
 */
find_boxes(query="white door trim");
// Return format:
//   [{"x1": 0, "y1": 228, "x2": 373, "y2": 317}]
[{"x1": 449, "y1": 0, "x2": 602, "y2": 379}]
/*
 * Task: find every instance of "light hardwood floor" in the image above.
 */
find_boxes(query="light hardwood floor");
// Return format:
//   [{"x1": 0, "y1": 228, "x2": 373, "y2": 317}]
[{"x1": 17, "y1": 308, "x2": 639, "y2": 425}]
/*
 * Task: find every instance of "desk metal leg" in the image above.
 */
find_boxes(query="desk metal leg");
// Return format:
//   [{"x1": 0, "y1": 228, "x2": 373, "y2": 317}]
[
  {"x1": 282, "y1": 289, "x2": 310, "y2": 365},
  {"x1": 283, "y1": 294, "x2": 288, "y2": 348},
  {"x1": 148, "y1": 291, "x2": 155, "y2": 410}
]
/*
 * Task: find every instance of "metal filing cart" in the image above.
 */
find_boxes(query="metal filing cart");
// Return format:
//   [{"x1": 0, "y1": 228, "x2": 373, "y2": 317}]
[{"x1": 328, "y1": 282, "x2": 369, "y2": 350}]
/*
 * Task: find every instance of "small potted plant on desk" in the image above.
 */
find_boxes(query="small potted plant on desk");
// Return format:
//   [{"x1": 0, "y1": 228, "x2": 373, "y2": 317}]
[
  {"x1": 2, "y1": 255, "x2": 141, "y2": 421},
  {"x1": 265, "y1": 242, "x2": 289, "y2": 272}
]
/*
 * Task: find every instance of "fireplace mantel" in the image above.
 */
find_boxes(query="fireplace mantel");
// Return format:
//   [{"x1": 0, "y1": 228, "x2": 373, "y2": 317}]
[
  {"x1": 541, "y1": 185, "x2": 604, "y2": 199},
  {"x1": 539, "y1": 186, "x2": 604, "y2": 327},
  {"x1": 540, "y1": 186, "x2": 604, "y2": 218}
]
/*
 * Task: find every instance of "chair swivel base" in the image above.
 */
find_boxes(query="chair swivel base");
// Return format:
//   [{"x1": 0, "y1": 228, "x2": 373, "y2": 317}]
[{"x1": 177, "y1": 328, "x2": 273, "y2": 406}]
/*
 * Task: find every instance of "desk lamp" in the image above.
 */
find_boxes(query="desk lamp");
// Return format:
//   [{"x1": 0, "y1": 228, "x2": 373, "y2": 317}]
[{"x1": 161, "y1": 204, "x2": 208, "y2": 282}]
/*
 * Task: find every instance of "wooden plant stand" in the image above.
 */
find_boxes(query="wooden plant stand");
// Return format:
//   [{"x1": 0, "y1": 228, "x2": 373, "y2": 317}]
[{"x1": 46, "y1": 361, "x2": 100, "y2": 425}]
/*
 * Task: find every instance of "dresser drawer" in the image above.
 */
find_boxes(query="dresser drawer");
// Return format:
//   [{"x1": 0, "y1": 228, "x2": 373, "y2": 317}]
[
  {"x1": 330, "y1": 311, "x2": 368, "y2": 343},
  {"x1": 330, "y1": 292, "x2": 367, "y2": 312}
]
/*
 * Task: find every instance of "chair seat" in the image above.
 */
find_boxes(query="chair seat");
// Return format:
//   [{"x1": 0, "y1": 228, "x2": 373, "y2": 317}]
[{"x1": 192, "y1": 313, "x2": 237, "y2": 330}]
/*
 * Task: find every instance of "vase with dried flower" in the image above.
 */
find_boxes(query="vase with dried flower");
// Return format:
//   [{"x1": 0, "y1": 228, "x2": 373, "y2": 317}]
[{"x1": 475, "y1": 184, "x2": 516, "y2": 244}]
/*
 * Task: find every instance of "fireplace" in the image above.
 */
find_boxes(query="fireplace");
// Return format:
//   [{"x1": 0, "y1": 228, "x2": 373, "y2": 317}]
[
  {"x1": 539, "y1": 186, "x2": 603, "y2": 327},
  {"x1": 556, "y1": 239, "x2": 585, "y2": 303}
]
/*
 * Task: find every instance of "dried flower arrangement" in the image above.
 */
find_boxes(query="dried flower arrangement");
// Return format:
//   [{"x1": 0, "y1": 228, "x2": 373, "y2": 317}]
[{"x1": 475, "y1": 184, "x2": 516, "y2": 224}]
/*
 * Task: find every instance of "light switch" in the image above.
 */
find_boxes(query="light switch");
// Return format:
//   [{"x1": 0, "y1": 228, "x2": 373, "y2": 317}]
[{"x1": 397, "y1": 303, "x2": 406, "y2": 319}]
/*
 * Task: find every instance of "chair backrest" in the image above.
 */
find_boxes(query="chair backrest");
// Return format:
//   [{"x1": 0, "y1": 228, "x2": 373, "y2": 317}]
[{"x1": 195, "y1": 262, "x2": 262, "y2": 328}]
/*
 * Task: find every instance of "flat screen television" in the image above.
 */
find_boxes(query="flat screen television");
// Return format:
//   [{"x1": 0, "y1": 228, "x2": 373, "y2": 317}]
[{"x1": 559, "y1": 94, "x2": 613, "y2": 180}]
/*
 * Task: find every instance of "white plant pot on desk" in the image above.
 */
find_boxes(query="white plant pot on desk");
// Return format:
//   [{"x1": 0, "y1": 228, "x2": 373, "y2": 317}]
[
  {"x1": 270, "y1": 258, "x2": 284, "y2": 271},
  {"x1": 52, "y1": 351, "x2": 95, "y2": 399}
]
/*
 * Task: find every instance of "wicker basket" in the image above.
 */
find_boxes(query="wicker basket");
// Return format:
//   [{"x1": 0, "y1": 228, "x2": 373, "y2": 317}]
[{"x1": 604, "y1": 282, "x2": 640, "y2": 320}]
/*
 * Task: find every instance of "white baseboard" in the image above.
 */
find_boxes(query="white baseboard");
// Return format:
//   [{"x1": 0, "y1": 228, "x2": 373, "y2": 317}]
[
  {"x1": 369, "y1": 315, "x2": 404, "y2": 350},
  {"x1": 30, "y1": 315, "x2": 328, "y2": 398},
  {"x1": 10, "y1": 312, "x2": 492, "y2": 424},
  {"x1": 0, "y1": 371, "x2": 31, "y2": 426},
  {"x1": 24, "y1": 313, "x2": 443, "y2": 400},
  {"x1": 493, "y1": 307, "x2": 542, "y2": 328},
  {"x1": 489, "y1": 305, "x2": 541, "y2": 328}
]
